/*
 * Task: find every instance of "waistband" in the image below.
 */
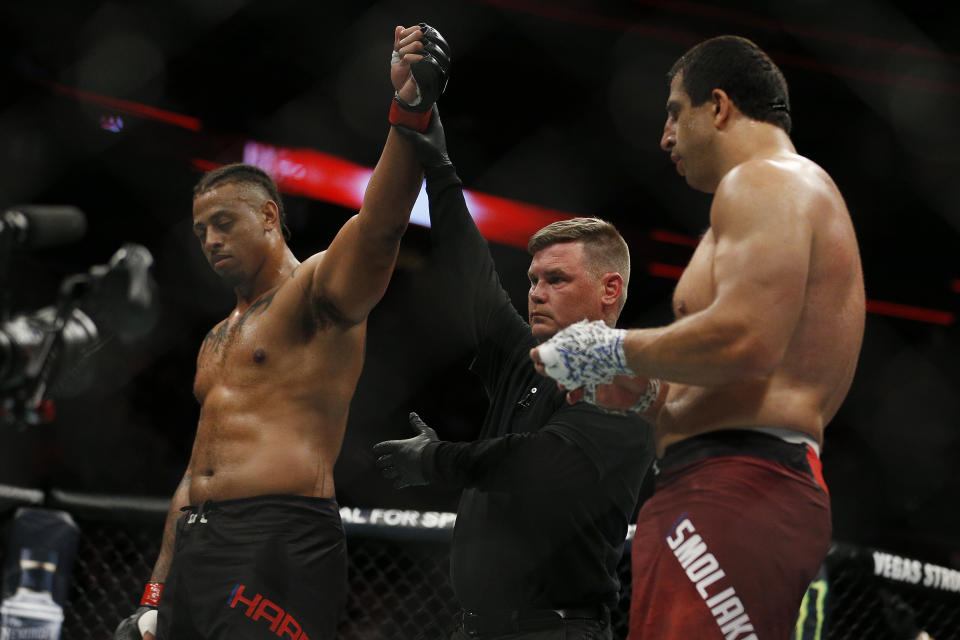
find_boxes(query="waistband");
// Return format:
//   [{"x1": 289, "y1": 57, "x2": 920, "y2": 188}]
[
  {"x1": 183, "y1": 494, "x2": 340, "y2": 519},
  {"x1": 459, "y1": 604, "x2": 609, "y2": 637},
  {"x1": 751, "y1": 426, "x2": 820, "y2": 455},
  {"x1": 659, "y1": 429, "x2": 817, "y2": 476}
]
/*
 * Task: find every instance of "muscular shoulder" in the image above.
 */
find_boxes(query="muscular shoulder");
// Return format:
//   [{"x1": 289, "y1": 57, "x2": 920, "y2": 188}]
[
  {"x1": 294, "y1": 250, "x2": 357, "y2": 330},
  {"x1": 712, "y1": 154, "x2": 838, "y2": 231},
  {"x1": 718, "y1": 155, "x2": 836, "y2": 209},
  {"x1": 298, "y1": 250, "x2": 325, "y2": 273},
  {"x1": 198, "y1": 318, "x2": 228, "y2": 361}
]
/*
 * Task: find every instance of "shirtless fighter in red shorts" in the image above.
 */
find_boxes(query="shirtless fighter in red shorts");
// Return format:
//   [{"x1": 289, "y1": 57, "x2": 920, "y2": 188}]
[{"x1": 532, "y1": 35, "x2": 864, "y2": 640}]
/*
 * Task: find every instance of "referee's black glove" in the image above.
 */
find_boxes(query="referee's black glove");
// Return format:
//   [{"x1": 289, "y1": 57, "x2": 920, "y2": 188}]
[
  {"x1": 373, "y1": 412, "x2": 439, "y2": 489},
  {"x1": 394, "y1": 108, "x2": 453, "y2": 172}
]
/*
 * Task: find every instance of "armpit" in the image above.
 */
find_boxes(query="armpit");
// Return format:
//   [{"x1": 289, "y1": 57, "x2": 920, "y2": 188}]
[{"x1": 309, "y1": 292, "x2": 356, "y2": 332}]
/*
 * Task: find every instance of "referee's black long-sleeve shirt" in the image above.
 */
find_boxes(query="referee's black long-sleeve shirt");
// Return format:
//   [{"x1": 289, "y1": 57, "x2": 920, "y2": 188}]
[{"x1": 419, "y1": 165, "x2": 656, "y2": 614}]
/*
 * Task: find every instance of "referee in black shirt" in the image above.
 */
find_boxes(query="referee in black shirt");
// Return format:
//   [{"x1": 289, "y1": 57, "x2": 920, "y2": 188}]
[{"x1": 374, "y1": 109, "x2": 656, "y2": 639}]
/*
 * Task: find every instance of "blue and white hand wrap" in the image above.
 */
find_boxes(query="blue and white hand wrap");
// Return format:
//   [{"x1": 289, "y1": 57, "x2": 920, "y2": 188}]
[{"x1": 537, "y1": 320, "x2": 633, "y2": 388}]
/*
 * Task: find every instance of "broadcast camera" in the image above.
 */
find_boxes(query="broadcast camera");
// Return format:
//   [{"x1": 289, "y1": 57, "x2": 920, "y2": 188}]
[{"x1": 0, "y1": 205, "x2": 157, "y2": 427}]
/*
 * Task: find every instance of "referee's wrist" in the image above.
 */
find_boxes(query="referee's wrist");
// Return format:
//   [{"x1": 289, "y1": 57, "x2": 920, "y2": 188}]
[
  {"x1": 425, "y1": 163, "x2": 457, "y2": 181},
  {"x1": 420, "y1": 440, "x2": 445, "y2": 483}
]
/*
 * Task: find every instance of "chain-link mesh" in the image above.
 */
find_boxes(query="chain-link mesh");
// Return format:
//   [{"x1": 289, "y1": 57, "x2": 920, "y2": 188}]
[
  {"x1": 66, "y1": 522, "x2": 161, "y2": 639},
  {"x1": 2, "y1": 502, "x2": 957, "y2": 639},
  {"x1": 823, "y1": 544, "x2": 960, "y2": 640},
  {"x1": 339, "y1": 537, "x2": 460, "y2": 639},
  {"x1": 52, "y1": 515, "x2": 634, "y2": 639}
]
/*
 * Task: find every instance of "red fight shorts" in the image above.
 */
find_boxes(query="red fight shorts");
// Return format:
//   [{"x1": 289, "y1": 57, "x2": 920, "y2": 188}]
[{"x1": 629, "y1": 429, "x2": 831, "y2": 640}]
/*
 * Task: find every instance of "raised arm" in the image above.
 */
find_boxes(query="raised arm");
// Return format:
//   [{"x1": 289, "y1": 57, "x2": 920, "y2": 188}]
[
  {"x1": 394, "y1": 111, "x2": 521, "y2": 357},
  {"x1": 307, "y1": 25, "x2": 450, "y2": 323}
]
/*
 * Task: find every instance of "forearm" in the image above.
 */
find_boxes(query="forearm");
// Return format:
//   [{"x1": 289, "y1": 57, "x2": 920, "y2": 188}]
[
  {"x1": 423, "y1": 431, "x2": 598, "y2": 493},
  {"x1": 426, "y1": 165, "x2": 518, "y2": 350},
  {"x1": 623, "y1": 310, "x2": 779, "y2": 385},
  {"x1": 357, "y1": 127, "x2": 423, "y2": 253},
  {"x1": 426, "y1": 165, "x2": 489, "y2": 262},
  {"x1": 149, "y1": 469, "x2": 191, "y2": 583},
  {"x1": 311, "y1": 127, "x2": 424, "y2": 321}
]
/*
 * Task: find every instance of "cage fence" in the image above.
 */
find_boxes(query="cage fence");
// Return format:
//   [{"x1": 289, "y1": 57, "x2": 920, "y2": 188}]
[{"x1": 0, "y1": 487, "x2": 957, "y2": 639}]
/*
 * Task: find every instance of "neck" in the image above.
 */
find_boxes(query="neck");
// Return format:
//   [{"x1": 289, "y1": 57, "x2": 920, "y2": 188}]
[
  {"x1": 234, "y1": 244, "x2": 298, "y2": 307},
  {"x1": 713, "y1": 119, "x2": 796, "y2": 188}
]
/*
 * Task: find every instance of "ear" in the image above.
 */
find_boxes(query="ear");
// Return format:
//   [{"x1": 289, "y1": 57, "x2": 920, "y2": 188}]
[
  {"x1": 711, "y1": 88, "x2": 733, "y2": 128},
  {"x1": 599, "y1": 272, "x2": 624, "y2": 309},
  {"x1": 260, "y1": 200, "x2": 280, "y2": 231}
]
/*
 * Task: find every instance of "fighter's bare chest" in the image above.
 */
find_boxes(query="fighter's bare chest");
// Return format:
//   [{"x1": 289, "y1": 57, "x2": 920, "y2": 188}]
[
  {"x1": 193, "y1": 290, "x2": 299, "y2": 392},
  {"x1": 672, "y1": 231, "x2": 715, "y2": 318}
]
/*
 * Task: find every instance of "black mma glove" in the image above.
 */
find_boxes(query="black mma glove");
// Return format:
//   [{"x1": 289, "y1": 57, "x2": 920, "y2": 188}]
[
  {"x1": 405, "y1": 22, "x2": 451, "y2": 112},
  {"x1": 114, "y1": 582, "x2": 162, "y2": 639},
  {"x1": 390, "y1": 22, "x2": 451, "y2": 131},
  {"x1": 373, "y1": 412, "x2": 439, "y2": 488},
  {"x1": 394, "y1": 107, "x2": 452, "y2": 171}
]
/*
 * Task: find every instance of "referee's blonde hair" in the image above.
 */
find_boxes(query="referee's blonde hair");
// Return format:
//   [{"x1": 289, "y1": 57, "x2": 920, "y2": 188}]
[{"x1": 528, "y1": 217, "x2": 631, "y2": 311}]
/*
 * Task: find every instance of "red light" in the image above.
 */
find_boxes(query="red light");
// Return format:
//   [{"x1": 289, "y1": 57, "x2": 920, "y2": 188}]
[
  {"x1": 647, "y1": 262, "x2": 685, "y2": 279},
  {"x1": 647, "y1": 262, "x2": 954, "y2": 325},
  {"x1": 194, "y1": 148, "x2": 956, "y2": 327},
  {"x1": 650, "y1": 230, "x2": 700, "y2": 247},
  {"x1": 865, "y1": 300, "x2": 954, "y2": 326},
  {"x1": 39, "y1": 80, "x2": 202, "y2": 131},
  {"x1": 228, "y1": 142, "x2": 574, "y2": 249}
]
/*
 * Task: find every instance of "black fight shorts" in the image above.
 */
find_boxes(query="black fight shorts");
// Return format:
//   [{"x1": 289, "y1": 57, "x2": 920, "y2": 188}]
[{"x1": 156, "y1": 494, "x2": 347, "y2": 640}]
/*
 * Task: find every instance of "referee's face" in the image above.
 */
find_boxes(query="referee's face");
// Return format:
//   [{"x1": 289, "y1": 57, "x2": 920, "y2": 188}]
[{"x1": 527, "y1": 241, "x2": 605, "y2": 343}]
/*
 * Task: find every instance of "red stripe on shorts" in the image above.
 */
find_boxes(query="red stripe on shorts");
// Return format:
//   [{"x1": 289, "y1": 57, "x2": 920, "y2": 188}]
[{"x1": 805, "y1": 445, "x2": 829, "y2": 496}]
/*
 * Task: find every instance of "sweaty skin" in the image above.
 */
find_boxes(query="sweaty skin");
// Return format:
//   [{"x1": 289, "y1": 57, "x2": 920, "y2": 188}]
[
  {"x1": 653, "y1": 151, "x2": 865, "y2": 451},
  {"x1": 533, "y1": 73, "x2": 865, "y2": 454},
  {"x1": 140, "y1": 28, "x2": 428, "y2": 621},
  {"x1": 185, "y1": 22, "x2": 427, "y2": 506},
  {"x1": 185, "y1": 102, "x2": 422, "y2": 504},
  {"x1": 190, "y1": 246, "x2": 364, "y2": 503}
]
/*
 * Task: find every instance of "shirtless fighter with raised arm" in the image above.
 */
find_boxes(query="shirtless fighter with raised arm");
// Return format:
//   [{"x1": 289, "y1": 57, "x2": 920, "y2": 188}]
[
  {"x1": 532, "y1": 35, "x2": 865, "y2": 639},
  {"x1": 114, "y1": 23, "x2": 450, "y2": 640}
]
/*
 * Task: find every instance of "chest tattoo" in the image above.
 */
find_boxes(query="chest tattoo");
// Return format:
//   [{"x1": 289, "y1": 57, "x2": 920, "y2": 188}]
[
  {"x1": 232, "y1": 289, "x2": 278, "y2": 337},
  {"x1": 201, "y1": 321, "x2": 229, "y2": 355},
  {"x1": 200, "y1": 289, "x2": 279, "y2": 356}
]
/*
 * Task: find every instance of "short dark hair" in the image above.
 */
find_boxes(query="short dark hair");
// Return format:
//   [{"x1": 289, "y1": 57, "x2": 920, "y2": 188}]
[
  {"x1": 528, "y1": 217, "x2": 631, "y2": 311},
  {"x1": 193, "y1": 163, "x2": 291, "y2": 240},
  {"x1": 669, "y1": 35, "x2": 792, "y2": 134}
]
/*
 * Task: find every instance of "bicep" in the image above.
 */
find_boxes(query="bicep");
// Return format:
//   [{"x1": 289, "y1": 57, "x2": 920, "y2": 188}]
[
  {"x1": 307, "y1": 215, "x2": 402, "y2": 324},
  {"x1": 710, "y1": 177, "x2": 812, "y2": 342}
]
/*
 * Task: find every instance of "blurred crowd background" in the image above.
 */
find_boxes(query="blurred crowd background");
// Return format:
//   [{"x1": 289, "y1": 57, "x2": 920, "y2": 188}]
[{"x1": 0, "y1": 0, "x2": 957, "y2": 567}]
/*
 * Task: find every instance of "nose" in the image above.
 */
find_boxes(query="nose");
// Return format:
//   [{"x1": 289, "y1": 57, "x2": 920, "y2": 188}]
[
  {"x1": 529, "y1": 281, "x2": 546, "y2": 303},
  {"x1": 204, "y1": 229, "x2": 224, "y2": 253},
  {"x1": 660, "y1": 120, "x2": 675, "y2": 152}
]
